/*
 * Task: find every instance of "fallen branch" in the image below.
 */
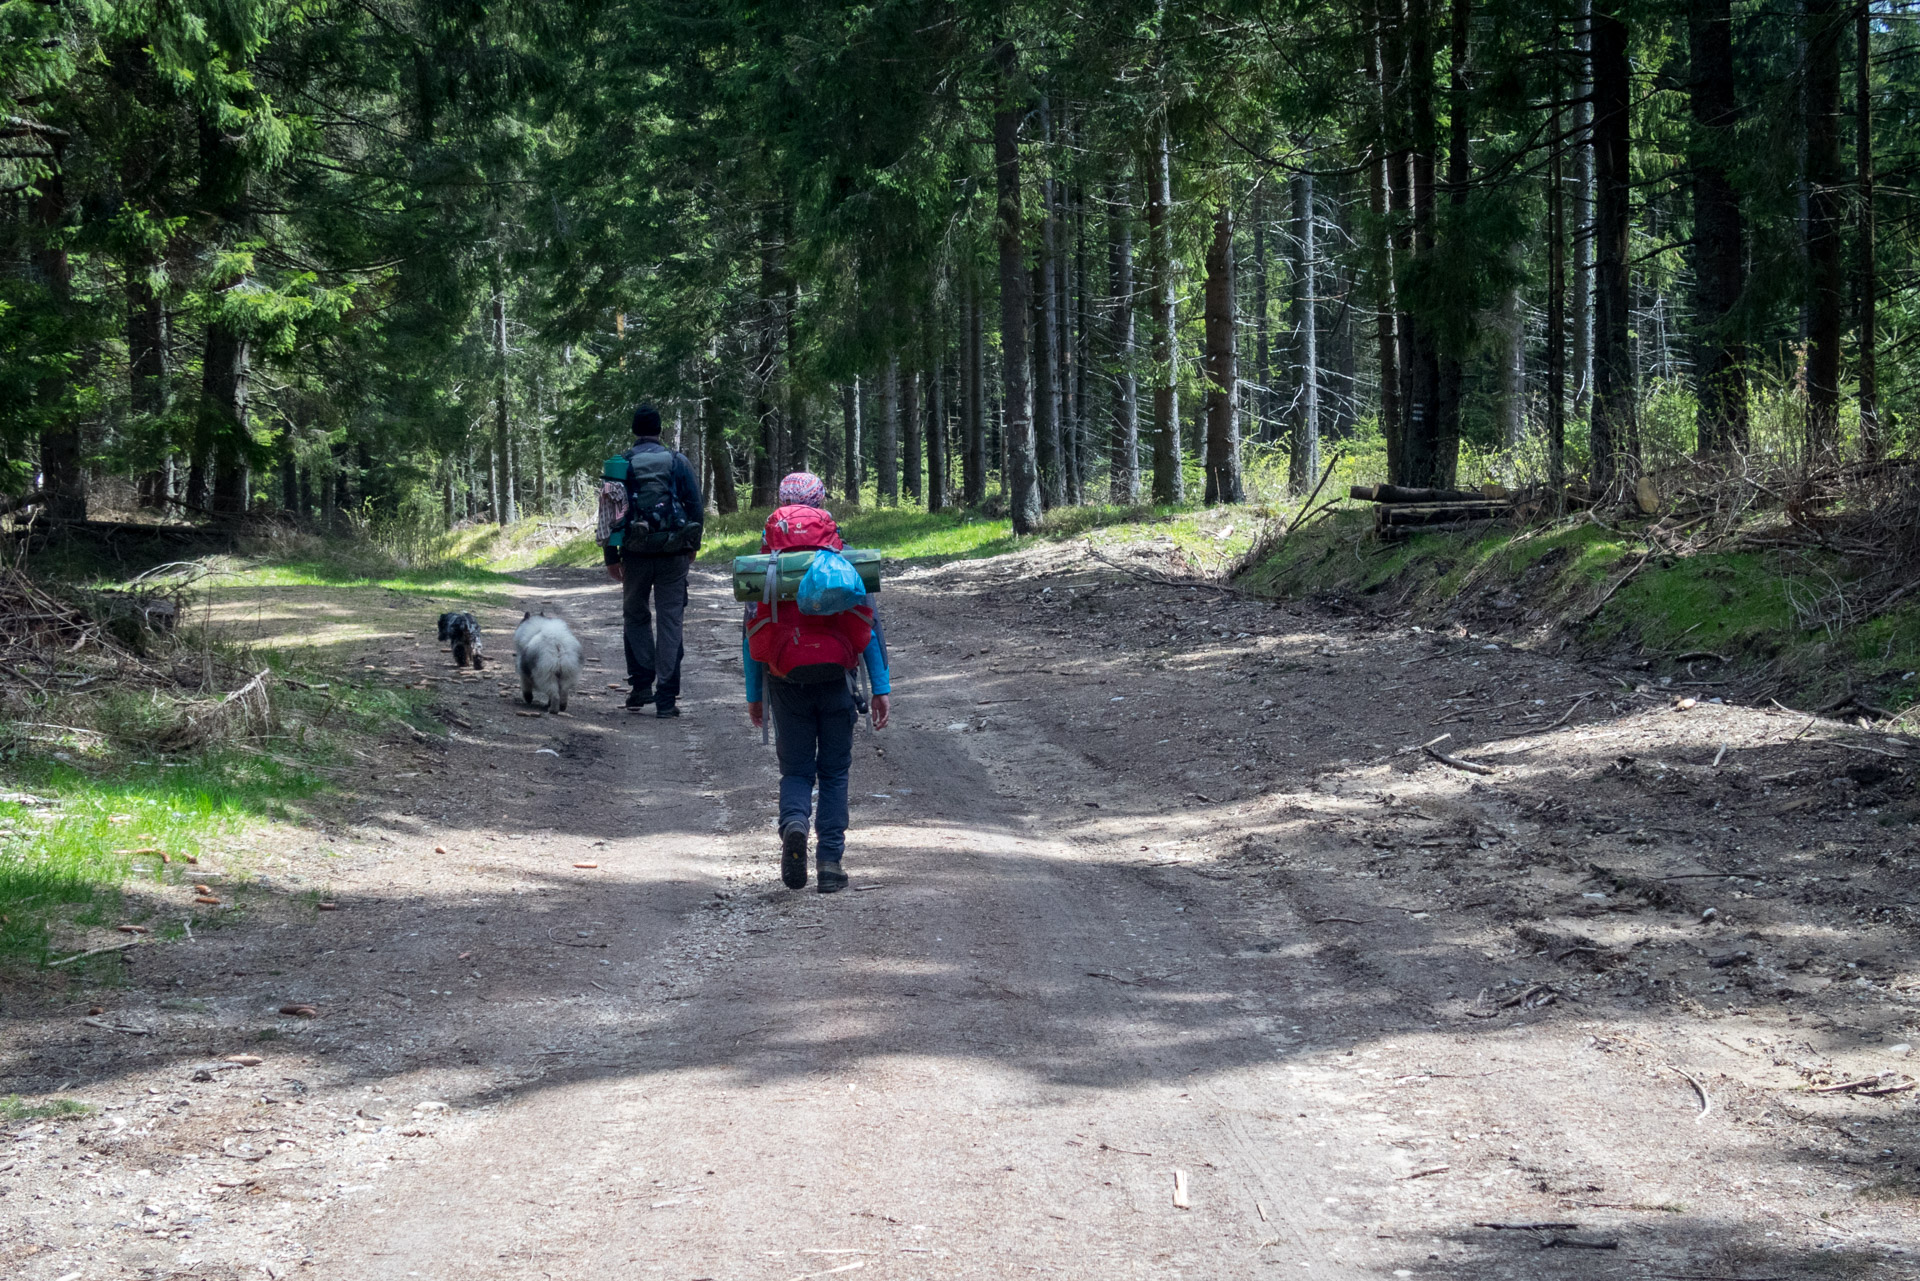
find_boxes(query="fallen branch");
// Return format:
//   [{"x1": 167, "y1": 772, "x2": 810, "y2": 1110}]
[
  {"x1": 49, "y1": 939, "x2": 143, "y2": 967},
  {"x1": 1669, "y1": 1065, "x2": 1712, "y2": 1121},
  {"x1": 1424, "y1": 745, "x2": 1495, "y2": 776}
]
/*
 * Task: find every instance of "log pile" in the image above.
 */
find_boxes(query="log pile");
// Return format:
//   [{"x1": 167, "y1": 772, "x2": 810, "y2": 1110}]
[{"x1": 1350, "y1": 484, "x2": 1513, "y2": 538}]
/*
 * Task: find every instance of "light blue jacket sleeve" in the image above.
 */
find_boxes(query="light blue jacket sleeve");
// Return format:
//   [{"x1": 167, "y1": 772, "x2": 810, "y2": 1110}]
[{"x1": 743, "y1": 630, "x2": 765, "y2": 703}]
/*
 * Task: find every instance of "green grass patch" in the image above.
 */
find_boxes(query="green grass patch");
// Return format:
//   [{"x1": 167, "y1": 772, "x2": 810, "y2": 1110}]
[
  {"x1": 0, "y1": 1095, "x2": 95, "y2": 1121},
  {"x1": 0, "y1": 749, "x2": 324, "y2": 966}
]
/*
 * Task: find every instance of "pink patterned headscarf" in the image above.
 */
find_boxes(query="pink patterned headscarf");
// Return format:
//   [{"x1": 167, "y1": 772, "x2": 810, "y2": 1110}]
[{"x1": 778, "y1": 471, "x2": 827, "y2": 507}]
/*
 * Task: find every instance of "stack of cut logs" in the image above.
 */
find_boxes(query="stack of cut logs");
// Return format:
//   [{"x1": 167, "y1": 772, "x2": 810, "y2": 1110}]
[{"x1": 1350, "y1": 484, "x2": 1513, "y2": 539}]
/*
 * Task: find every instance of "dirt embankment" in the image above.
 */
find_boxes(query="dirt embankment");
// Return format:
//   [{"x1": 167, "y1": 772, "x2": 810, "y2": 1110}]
[{"x1": 3, "y1": 541, "x2": 1919, "y2": 1280}]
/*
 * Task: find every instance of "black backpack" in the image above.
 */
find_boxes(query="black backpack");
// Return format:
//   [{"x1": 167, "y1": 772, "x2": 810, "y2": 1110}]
[{"x1": 622, "y1": 446, "x2": 700, "y2": 555}]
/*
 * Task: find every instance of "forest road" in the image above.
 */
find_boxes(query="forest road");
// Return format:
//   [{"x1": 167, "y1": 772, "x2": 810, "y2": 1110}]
[{"x1": 309, "y1": 555, "x2": 1368, "y2": 1279}]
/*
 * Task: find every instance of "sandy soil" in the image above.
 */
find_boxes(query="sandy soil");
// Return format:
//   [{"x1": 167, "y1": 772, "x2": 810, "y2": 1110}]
[{"x1": 4, "y1": 539, "x2": 1920, "y2": 1280}]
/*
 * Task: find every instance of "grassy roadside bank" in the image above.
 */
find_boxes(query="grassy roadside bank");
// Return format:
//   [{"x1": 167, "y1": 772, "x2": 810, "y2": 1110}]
[
  {"x1": 0, "y1": 543, "x2": 483, "y2": 972},
  {"x1": 1244, "y1": 508, "x2": 1920, "y2": 719}
]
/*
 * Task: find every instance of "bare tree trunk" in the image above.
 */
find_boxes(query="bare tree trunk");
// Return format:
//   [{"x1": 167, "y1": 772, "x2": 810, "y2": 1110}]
[
  {"x1": 1367, "y1": 6, "x2": 1401, "y2": 480},
  {"x1": 1547, "y1": 43, "x2": 1567, "y2": 498},
  {"x1": 1289, "y1": 173, "x2": 1321, "y2": 493},
  {"x1": 841, "y1": 378, "x2": 862, "y2": 507},
  {"x1": 1069, "y1": 184, "x2": 1088, "y2": 504},
  {"x1": 706, "y1": 388, "x2": 739, "y2": 515},
  {"x1": 1806, "y1": 0, "x2": 1845, "y2": 461},
  {"x1": 129, "y1": 262, "x2": 169, "y2": 508},
  {"x1": 1591, "y1": 0, "x2": 1635, "y2": 491},
  {"x1": 1107, "y1": 172, "x2": 1140, "y2": 504},
  {"x1": 1401, "y1": 0, "x2": 1445, "y2": 489},
  {"x1": 996, "y1": 41, "x2": 1041, "y2": 533},
  {"x1": 1689, "y1": 0, "x2": 1749, "y2": 455},
  {"x1": 1203, "y1": 203, "x2": 1244, "y2": 504},
  {"x1": 928, "y1": 339, "x2": 947, "y2": 512},
  {"x1": 1499, "y1": 285, "x2": 1525, "y2": 448},
  {"x1": 1573, "y1": 0, "x2": 1594, "y2": 421},
  {"x1": 1251, "y1": 187, "x2": 1272, "y2": 444},
  {"x1": 964, "y1": 279, "x2": 986, "y2": 506},
  {"x1": 1856, "y1": 2, "x2": 1880, "y2": 458},
  {"x1": 488, "y1": 257, "x2": 515, "y2": 524},
  {"x1": 902, "y1": 368, "x2": 922, "y2": 504},
  {"x1": 880, "y1": 354, "x2": 900, "y2": 505},
  {"x1": 1146, "y1": 118, "x2": 1182, "y2": 504},
  {"x1": 1432, "y1": 0, "x2": 1471, "y2": 488}
]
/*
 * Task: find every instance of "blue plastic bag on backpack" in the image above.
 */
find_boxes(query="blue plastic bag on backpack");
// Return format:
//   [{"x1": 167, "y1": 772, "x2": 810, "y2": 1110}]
[{"x1": 797, "y1": 548, "x2": 867, "y2": 615}]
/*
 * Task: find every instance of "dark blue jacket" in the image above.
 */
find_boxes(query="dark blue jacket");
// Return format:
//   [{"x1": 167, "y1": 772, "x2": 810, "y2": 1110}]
[{"x1": 606, "y1": 438, "x2": 704, "y2": 562}]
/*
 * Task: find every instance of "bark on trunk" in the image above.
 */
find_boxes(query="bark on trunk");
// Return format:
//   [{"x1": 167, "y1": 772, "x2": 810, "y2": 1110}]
[
  {"x1": 928, "y1": 345, "x2": 947, "y2": 512},
  {"x1": 1146, "y1": 119, "x2": 1182, "y2": 504},
  {"x1": 1547, "y1": 38, "x2": 1567, "y2": 497},
  {"x1": 1806, "y1": 0, "x2": 1845, "y2": 461},
  {"x1": 841, "y1": 378, "x2": 861, "y2": 507},
  {"x1": 880, "y1": 354, "x2": 900, "y2": 505},
  {"x1": 1252, "y1": 187, "x2": 1272, "y2": 443},
  {"x1": 996, "y1": 41, "x2": 1041, "y2": 533},
  {"x1": 1367, "y1": 7, "x2": 1402, "y2": 480},
  {"x1": 1289, "y1": 174, "x2": 1320, "y2": 494},
  {"x1": 1573, "y1": 0, "x2": 1594, "y2": 420},
  {"x1": 1433, "y1": 0, "x2": 1471, "y2": 487},
  {"x1": 706, "y1": 390, "x2": 739, "y2": 514},
  {"x1": 1203, "y1": 203, "x2": 1243, "y2": 504},
  {"x1": 35, "y1": 142, "x2": 86, "y2": 521},
  {"x1": 903, "y1": 367, "x2": 922, "y2": 504},
  {"x1": 1591, "y1": 0, "x2": 1635, "y2": 490},
  {"x1": 1068, "y1": 184, "x2": 1087, "y2": 505},
  {"x1": 490, "y1": 262, "x2": 515, "y2": 525},
  {"x1": 964, "y1": 280, "x2": 986, "y2": 506},
  {"x1": 1856, "y1": 3, "x2": 1880, "y2": 457},
  {"x1": 1400, "y1": 0, "x2": 1445, "y2": 489},
  {"x1": 1688, "y1": 0, "x2": 1749, "y2": 455},
  {"x1": 1107, "y1": 172, "x2": 1140, "y2": 504}
]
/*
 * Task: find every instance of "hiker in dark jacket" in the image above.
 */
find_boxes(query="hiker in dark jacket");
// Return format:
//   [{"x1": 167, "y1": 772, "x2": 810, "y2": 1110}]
[{"x1": 604, "y1": 403, "x2": 703, "y2": 717}]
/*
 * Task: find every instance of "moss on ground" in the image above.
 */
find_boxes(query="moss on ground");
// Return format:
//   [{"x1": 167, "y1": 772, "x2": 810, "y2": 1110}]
[{"x1": 1242, "y1": 510, "x2": 1920, "y2": 718}]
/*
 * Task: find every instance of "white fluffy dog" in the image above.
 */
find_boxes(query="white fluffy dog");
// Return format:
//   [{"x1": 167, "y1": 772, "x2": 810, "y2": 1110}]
[{"x1": 514, "y1": 611, "x2": 582, "y2": 713}]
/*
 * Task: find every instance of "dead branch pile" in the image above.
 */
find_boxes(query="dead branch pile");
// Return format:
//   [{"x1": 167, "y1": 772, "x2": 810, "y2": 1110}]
[{"x1": 0, "y1": 555, "x2": 274, "y2": 752}]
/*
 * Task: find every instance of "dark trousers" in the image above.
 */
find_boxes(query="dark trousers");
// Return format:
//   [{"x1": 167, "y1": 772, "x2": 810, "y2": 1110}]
[
  {"x1": 621, "y1": 552, "x2": 692, "y2": 700},
  {"x1": 769, "y1": 676, "x2": 857, "y2": 863}
]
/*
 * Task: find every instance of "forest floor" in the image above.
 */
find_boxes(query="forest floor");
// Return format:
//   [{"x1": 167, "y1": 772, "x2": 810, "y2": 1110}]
[{"x1": 5, "y1": 533, "x2": 1920, "y2": 1280}]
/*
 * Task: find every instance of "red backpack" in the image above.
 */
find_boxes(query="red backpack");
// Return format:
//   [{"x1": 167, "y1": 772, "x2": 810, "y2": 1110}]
[{"x1": 747, "y1": 505, "x2": 873, "y2": 681}]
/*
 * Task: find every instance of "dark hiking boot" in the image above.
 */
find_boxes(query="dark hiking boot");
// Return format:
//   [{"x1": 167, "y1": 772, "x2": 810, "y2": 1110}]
[
  {"x1": 656, "y1": 699, "x2": 680, "y2": 718},
  {"x1": 816, "y1": 860, "x2": 848, "y2": 894},
  {"x1": 780, "y1": 823, "x2": 809, "y2": 889},
  {"x1": 624, "y1": 687, "x2": 655, "y2": 710}
]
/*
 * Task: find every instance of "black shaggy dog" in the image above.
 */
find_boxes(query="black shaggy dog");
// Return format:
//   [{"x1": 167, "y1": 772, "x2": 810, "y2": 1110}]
[{"x1": 436, "y1": 611, "x2": 486, "y2": 668}]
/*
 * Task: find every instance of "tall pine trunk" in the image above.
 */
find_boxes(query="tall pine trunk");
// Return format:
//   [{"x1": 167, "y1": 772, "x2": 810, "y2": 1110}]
[
  {"x1": 490, "y1": 259, "x2": 515, "y2": 525},
  {"x1": 995, "y1": 42, "x2": 1041, "y2": 533},
  {"x1": 1432, "y1": 0, "x2": 1471, "y2": 487},
  {"x1": 1573, "y1": 0, "x2": 1594, "y2": 420},
  {"x1": 1401, "y1": 0, "x2": 1444, "y2": 488},
  {"x1": 1146, "y1": 119, "x2": 1182, "y2": 504},
  {"x1": 1107, "y1": 172, "x2": 1140, "y2": 503},
  {"x1": 880, "y1": 354, "x2": 900, "y2": 505},
  {"x1": 1289, "y1": 173, "x2": 1320, "y2": 493},
  {"x1": 1367, "y1": 7, "x2": 1402, "y2": 480},
  {"x1": 1547, "y1": 41, "x2": 1567, "y2": 497},
  {"x1": 1805, "y1": 0, "x2": 1844, "y2": 461},
  {"x1": 965, "y1": 280, "x2": 987, "y2": 506},
  {"x1": 1688, "y1": 0, "x2": 1749, "y2": 455},
  {"x1": 841, "y1": 378, "x2": 862, "y2": 507},
  {"x1": 1252, "y1": 187, "x2": 1273, "y2": 443},
  {"x1": 1591, "y1": 0, "x2": 1635, "y2": 491},
  {"x1": 33, "y1": 149, "x2": 86, "y2": 522},
  {"x1": 903, "y1": 367, "x2": 922, "y2": 504},
  {"x1": 1203, "y1": 202, "x2": 1243, "y2": 504},
  {"x1": 1857, "y1": 4, "x2": 1880, "y2": 457},
  {"x1": 1069, "y1": 186, "x2": 1088, "y2": 504},
  {"x1": 928, "y1": 341, "x2": 947, "y2": 511}
]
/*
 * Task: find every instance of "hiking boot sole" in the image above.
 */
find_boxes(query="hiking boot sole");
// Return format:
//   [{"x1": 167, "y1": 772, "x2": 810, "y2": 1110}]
[{"x1": 780, "y1": 826, "x2": 808, "y2": 889}]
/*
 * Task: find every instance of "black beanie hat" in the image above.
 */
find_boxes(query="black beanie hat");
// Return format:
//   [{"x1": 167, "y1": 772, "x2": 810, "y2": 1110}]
[{"x1": 632, "y1": 402, "x2": 662, "y2": 437}]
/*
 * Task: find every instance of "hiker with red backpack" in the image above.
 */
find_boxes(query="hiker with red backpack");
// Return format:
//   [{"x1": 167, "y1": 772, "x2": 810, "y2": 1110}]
[
  {"x1": 599, "y1": 403, "x2": 703, "y2": 717},
  {"x1": 743, "y1": 472, "x2": 891, "y2": 893}
]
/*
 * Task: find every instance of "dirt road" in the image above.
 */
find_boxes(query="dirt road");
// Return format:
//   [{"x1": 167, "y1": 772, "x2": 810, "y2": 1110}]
[{"x1": 6, "y1": 542, "x2": 1920, "y2": 1280}]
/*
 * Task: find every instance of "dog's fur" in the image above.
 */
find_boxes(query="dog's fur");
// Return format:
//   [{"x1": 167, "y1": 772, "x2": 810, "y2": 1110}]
[
  {"x1": 436, "y1": 611, "x2": 486, "y2": 669},
  {"x1": 514, "y1": 611, "x2": 581, "y2": 713}
]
